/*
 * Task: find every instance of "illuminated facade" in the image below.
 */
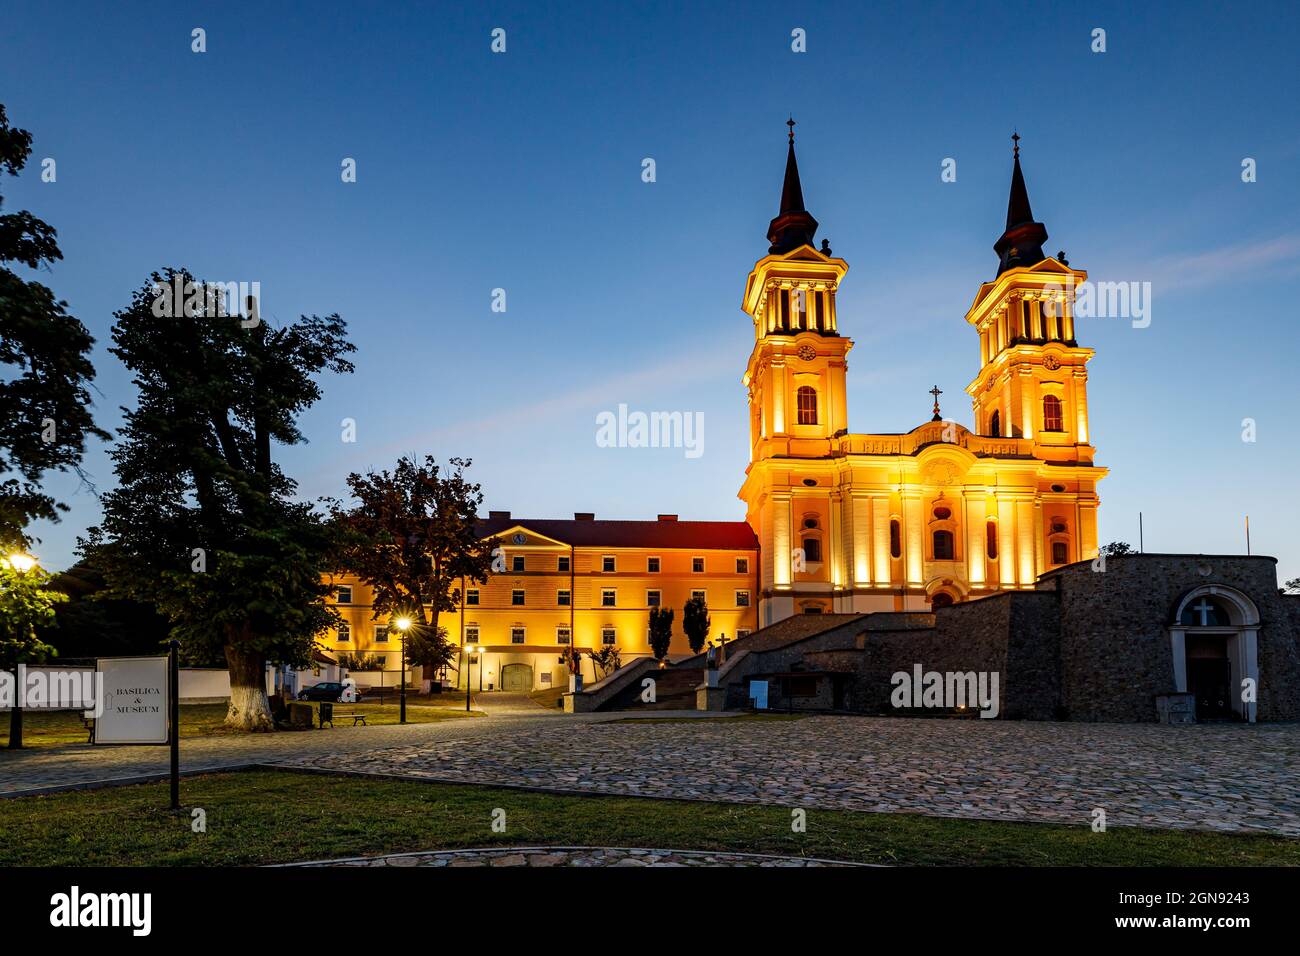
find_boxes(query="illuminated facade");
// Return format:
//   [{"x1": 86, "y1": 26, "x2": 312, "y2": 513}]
[
  {"x1": 328, "y1": 126, "x2": 1107, "y2": 686},
  {"x1": 738, "y1": 127, "x2": 1106, "y2": 625}
]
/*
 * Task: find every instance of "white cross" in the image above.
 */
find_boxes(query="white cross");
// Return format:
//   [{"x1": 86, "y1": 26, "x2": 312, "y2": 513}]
[{"x1": 1191, "y1": 597, "x2": 1216, "y2": 626}]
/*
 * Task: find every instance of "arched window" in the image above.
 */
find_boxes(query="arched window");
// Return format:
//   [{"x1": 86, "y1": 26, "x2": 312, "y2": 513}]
[
  {"x1": 801, "y1": 536, "x2": 822, "y2": 563},
  {"x1": 989, "y1": 410, "x2": 1000, "y2": 437},
  {"x1": 986, "y1": 520, "x2": 998, "y2": 560},
  {"x1": 889, "y1": 519, "x2": 901, "y2": 559},
  {"x1": 933, "y1": 530, "x2": 954, "y2": 560},
  {"x1": 1179, "y1": 595, "x2": 1231, "y2": 627},
  {"x1": 1051, "y1": 541, "x2": 1068, "y2": 565},
  {"x1": 1042, "y1": 394, "x2": 1064, "y2": 432},
  {"x1": 796, "y1": 386, "x2": 818, "y2": 425},
  {"x1": 930, "y1": 592, "x2": 954, "y2": 609}
]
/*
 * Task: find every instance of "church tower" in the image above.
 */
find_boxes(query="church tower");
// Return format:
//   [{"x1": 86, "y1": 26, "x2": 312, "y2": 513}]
[{"x1": 740, "y1": 125, "x2": 1106, "y2": 627}]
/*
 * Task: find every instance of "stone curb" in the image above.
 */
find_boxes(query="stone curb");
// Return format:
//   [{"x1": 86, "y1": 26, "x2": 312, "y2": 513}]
[{"x1": 274, "y1": 845, "x2": 878, "y2": 867}]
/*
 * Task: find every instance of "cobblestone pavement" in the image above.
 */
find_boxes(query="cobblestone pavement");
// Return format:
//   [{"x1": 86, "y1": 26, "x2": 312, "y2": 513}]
[
  {"x1": 287, "y1": 846, "x2": 864, "y2": 867},
  {"x1": 279, "y1": 716, "x2": 1300, "y2": 836}
]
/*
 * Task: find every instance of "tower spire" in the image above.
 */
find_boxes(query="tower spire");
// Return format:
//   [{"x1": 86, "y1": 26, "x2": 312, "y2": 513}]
[
  {"x1": 767, "y1": 117, "x2": 819, "y2": 255},
  {"x1": 993, "y1": 132, "x2": 1049, "y2": 275}
]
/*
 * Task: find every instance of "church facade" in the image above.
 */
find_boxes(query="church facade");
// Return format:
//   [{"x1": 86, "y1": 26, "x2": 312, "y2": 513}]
[
  {"x1": 739, "y1": 127, "x2": 1105, "y2": 626},
  {"x1": 327, "y1": 128, "x2": 1113, "y2": 692}
]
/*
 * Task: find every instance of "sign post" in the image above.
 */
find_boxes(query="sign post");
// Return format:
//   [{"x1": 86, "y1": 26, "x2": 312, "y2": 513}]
[{"x1": 92, "y1": 649, "x2": 178, "y2": 809}]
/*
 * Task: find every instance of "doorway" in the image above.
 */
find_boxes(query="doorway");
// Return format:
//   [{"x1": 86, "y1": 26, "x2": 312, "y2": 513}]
[
  {"x1": 501, "y1": 663, "x2": 533, "y2": 692},
  {"x1": 1186, "y1": 635, "x2": 1233, "y2": 719}
]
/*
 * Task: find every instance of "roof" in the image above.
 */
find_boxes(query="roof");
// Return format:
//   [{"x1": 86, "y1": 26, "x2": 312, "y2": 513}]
[{"x1": 475, "y1": 515, "x2": 759, "y2": 551}]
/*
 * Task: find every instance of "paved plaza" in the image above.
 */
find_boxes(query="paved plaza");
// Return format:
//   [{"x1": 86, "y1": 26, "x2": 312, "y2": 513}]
[
  {"x1": 288, "y1": 846, "x2": 864, "y2": 867},
  {"x1": 4, "y1": 707, "x2": 1299, "y2": 836}
]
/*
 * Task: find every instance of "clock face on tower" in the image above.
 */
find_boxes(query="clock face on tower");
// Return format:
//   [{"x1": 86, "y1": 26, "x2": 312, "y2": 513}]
[
  {"x1": 1043, "y1": 355, "x2": 1061, "y2": 370},
  {"x1": 797, "y1": 345, "x2": 817, "y2": 361}
]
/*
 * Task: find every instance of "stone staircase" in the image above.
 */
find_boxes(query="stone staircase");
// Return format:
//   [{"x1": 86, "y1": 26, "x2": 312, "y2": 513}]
[{"x1": 598, "y1": 660, "x2": 704, "y2": 711}]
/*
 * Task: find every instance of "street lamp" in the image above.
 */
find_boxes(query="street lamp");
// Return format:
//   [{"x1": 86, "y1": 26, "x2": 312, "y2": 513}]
[
  {"x1": 464, "y1": 644, "x2": 479, "y2": 712},
  {"x1": 2, "y1": 551, "x2": 39, "y2": 749},
  {"x1": 393, "y1": 616, "x2": 412, "y2": 724}
]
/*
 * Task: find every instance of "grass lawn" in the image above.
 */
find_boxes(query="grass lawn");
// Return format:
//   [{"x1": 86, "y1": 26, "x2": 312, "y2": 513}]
[
  {"x1": 1, "y1": 769, "x2": 1297, "y2": 867},
  {"x1": 0, "y1": 700, "x2": 478, "y2": 750}
]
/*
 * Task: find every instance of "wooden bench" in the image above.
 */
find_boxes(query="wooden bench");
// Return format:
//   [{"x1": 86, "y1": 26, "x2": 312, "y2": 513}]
[{"x1": 322, "y1": 712, "x2": 367, "y2": 727}]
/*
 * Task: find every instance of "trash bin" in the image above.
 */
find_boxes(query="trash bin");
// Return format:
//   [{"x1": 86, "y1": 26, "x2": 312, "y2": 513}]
[{"x1": 319, "y1": 701, "x2": 333, "y2": 727}]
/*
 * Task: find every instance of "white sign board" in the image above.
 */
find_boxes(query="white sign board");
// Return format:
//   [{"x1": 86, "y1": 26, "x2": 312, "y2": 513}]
[
  {"x1": 749, "y1": 679, "x2": 769, "y2": 710},
  {"x1": 94, "y1": 656, "x2": 170, "y2": 745}
]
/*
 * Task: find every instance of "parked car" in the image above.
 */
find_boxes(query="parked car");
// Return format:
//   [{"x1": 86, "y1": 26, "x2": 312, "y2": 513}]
[{"x1": 297, "y1": 681, "x2": 360, "y2": 703}]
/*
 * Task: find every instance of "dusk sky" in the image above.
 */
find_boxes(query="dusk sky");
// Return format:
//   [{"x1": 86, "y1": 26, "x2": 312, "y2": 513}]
[{"x1": 4, "y1": 0, "x2": 1298, "y2": 579}]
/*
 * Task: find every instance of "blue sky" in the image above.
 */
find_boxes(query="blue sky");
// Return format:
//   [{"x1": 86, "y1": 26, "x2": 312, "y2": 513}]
[{"x1": 3, "y1": 0, "x2": 1298, "y2": 580}]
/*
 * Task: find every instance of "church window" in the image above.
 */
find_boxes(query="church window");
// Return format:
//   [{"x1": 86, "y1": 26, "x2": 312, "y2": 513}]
[
  {"x1": 931, "y1": 592, "x2": 955, "y2": 609},
  {"x1": 989, "y1": 410, "x2": 1000, "y2": 437},
  {"x1": 933, "y1": 505, "x2": 951, "y2": 520},
  {"x1": 802, "y1": 537, "x2": 822, "y2": 563},
  {"x1": 889, "y1": 519, "x2": 901, "y2": 559},
  {"x1": 986, "y1": 521, "x2": 999, "y2": 560},
  {"x1": 1050, "y1": 519, "x2": 1068, "y2": 534},
  {"x1": 1043, "y1": 395, "x2": 1064, "y2": 432},
  {"x1": 1051, "y1": 541, "x2": 1068, "y2": 565},
  {"x1": 933, "y1": 530, "x2": 954, "y2": 560},
  {"x1": 797, "y1": 386, "x2": 818, "y2": 425},
  {"x1": 1179, "y1": 596, "x2": 1231, "y2": 627}
]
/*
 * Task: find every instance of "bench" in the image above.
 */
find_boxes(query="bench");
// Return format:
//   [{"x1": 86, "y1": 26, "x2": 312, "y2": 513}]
[{"x1": 321, "y1": 712, "x2": 367, "y2": 727}]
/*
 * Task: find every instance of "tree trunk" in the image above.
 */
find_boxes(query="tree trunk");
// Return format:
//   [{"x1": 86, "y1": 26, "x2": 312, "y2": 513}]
[{"x1": 224, "y1": 644, "x2": 274, "y2": 731}]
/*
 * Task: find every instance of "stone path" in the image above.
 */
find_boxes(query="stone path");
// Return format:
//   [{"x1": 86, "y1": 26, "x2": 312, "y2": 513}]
[
  {"x1": 279, "y1": 716, "x2": 1300, "y2": 836},
  {"x1": 286, "y1": 846, "x2": 864, "y2": 867}
]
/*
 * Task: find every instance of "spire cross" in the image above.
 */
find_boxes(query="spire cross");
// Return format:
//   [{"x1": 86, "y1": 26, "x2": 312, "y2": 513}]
[
  {"x1": 787, "y1": 116, "x2": 796, "y2": 144},
  {"x1": 1011, "y1": 130, "x2": 1020, "y2": 158},
  {"x1": 929, "y1": 385, "x2": 943, "y2": 417}
]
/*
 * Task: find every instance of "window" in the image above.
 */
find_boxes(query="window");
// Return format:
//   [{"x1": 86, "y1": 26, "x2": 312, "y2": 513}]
[
  {"x1": 989, "y1": 410, "x2": 1000, "y2": 438},
  {"x1": 336, "y1": 585, "x2": 353, "y2": 604},
  {"x1": 737, "y1": 629, "x2": 752, "y2": 639},
  {"x1": 692, "y1": 557, "x2": 705, "y2": 573},
  {"x1": 691, "y1": 589, "x2": 706, "y2": 602},
  {"x1": 602, "y1": 589, "x2": 616, "y2": 607},
  {"x1": 890, "y1": 519, "x2": 901, "y2": 559},
  {"x1": 557, "y1": 589, "x2": 571, "y2": 606},
  {"x1": 511, "y1": 555, "x2": 525, "y2": 573},
  {"x1": 647, "y1": 556, "x2": 660, "y2": 573},
  {"x1": 336, "y1": 621, "x2": 350, "y2": 642},
  {"x1": 556, "y1": 627, "x2": 571, "y2": 644},
  {"x1": 933, "y1": 530, "x2": 954, "y2": 561},
  {"x1": 735, "y1": 590, "x2": 751, "y2": 608},
  {"x1": 466, "y1": 589, "x2": 480, "y2": 606},
  {"x1": 735, "y1": 557, "x2": 749, "y2": 574},
  {"x1": 465, "y1": 626, "x2": 479, "y2": 642},
  {"x1": 931, "y1": 592, "x2": 954, "y2": 609},
  {"x1": 1051, "y1": 541, "x2": 1068, "y2": 565},
  {"x1": 802, "y1": 537, "x2": 822, "y2": 563},
  {"x1": 1043, "y1": 394, "x2": 1064, "y2": 432},
  {"x1": 802, "y1": 605, "x2": 823, "y2": 615},
  {"x1": 374, "y1": 626, "x2": 389, "y2": 643},
  {"x1": 511, "y1": 627, "x2": 525, "y2": 644},
  {"x1": 558, "y1": 555, "x2": 570, "y2": 572},
  {"x1": 602, "y1": 555, "x2": 616, "y2": 573},
  {"x1": 601, "y1": 627, "x2": 616, "y2": 645},
  {"x1": 374, "y1": 656, "x2": 387, "y2": 667},
  {"x1": 1179, "y1": 596, "x2": 1231, "y2": 627},
  {"x1": 986, "y1": 521, "x2": 999, "y2": 560},
  {"x1": 647, "y1": 590, "x2": 661, "y2": 607},
  {"x1": 511, "y1": 589, "x2": 525, "y2": 606},
  {"x1": 796, "y1": 385, "x2": 818, "y2": 425}
]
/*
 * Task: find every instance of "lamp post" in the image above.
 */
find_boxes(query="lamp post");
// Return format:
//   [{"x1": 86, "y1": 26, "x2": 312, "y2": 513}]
[
  {"x1": 394, "y1": 616, "x2": 412, "y2": 724},
  {"x1": 2, "y1": 551, "x2": 40, "y2": 750},
  {"x1": 464, "y1": 644, "x2": 479, "y2": 712}
]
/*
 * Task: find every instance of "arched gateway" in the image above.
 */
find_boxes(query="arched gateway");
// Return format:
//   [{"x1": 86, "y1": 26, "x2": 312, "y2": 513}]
[{"x1": 1169, "y1": 585, "x2": 1260, "y2": 722}]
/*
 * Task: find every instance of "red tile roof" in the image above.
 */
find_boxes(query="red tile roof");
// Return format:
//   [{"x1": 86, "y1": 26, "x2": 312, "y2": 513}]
[{"x1": 476, "y1": 515, "x2": 758, "y2": 550}]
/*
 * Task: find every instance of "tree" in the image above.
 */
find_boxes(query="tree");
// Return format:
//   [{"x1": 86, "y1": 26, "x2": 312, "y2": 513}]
[
  {"x1": 0, "y1": 556, "x2": 64, "y2": 748},
  {"x1": 1283, "y1": 578, "x2": 1299, "y2": 596},
  {"x1": 1099, "y1": 541, "x2": 1135, "y2": 556},
  {"x1": 0, "y1": 104, "x2": 111, "y2": 550},
  {"x1": 589, "y1": 644, "x2": 622, "y2": 678},
  {"x1": 331, "y1": 456, "x2": 497, "y2": 683},
  {"x1": 683, "y1": 595, "x2": 711, "y2": 655},
  {"x1": 404, "y1": 624, "x2": 458, "y2": 678},
  {"x1": 648, "y1": 605, "x2": 673, "y2": 663},
  {"x1": 94, "y1": 270, "x2": 355, "y2": 730}
]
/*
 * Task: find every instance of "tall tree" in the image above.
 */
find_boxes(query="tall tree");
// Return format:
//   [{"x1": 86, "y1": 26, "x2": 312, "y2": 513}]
[
  {"x1": 648, "y1": 605, "x2": 673, "y2": 662},
  {"x1": 94, "y1": 270, "x2": 354, "y2": 730},
  {"x1": 683, "y1": 595, "x2": 711, "y2": 655},
  {"x1": 332, "y1": 456, "x2": 497, "y2": 681},
  {"x1": 0, "y1": 555, "x2": 63, "y2": 747},
  {"x1": 0, "y1": 104, "x2": 110, "y2": 549}
]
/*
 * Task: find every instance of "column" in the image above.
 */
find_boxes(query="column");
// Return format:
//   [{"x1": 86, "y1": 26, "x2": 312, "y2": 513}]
[
  {"x1": 997, "y1": 496, "x2": 1016, "y2": 587},
  {"x1": 1016, "y1": 498, "x2": 1035, "y2": 585},
  {"x1": 964, "y1": 491, "x2": 986, "y2": 586},
  {"x1": 872, "y1": 496, "x2": 891, "y2": 586},
  {"x1": 852, "y1": 494, "x2": 872, "y2": 586}
]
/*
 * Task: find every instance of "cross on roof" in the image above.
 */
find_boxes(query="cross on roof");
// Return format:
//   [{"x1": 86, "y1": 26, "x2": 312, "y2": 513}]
[
  {"x1": 1012, "y1": 130, "x2": 1020, "y2": 158},
  {"x1": 787, "y1": 116, "x2": 796, "y2": 143}
]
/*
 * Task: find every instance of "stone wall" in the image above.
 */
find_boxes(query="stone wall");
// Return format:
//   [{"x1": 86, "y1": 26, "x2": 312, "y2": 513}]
[{"x1": 1045, "y1": 554, "x2": 1300, "y2": 722}]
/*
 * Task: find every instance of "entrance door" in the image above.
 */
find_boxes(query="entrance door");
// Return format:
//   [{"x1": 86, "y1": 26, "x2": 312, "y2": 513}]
[
  {"x1": 1187, "y1": 634, "x2": 1233, "y2": 719},
  {"x1": 501, "y1": 663, "x2": 533, "y2": 692}
]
